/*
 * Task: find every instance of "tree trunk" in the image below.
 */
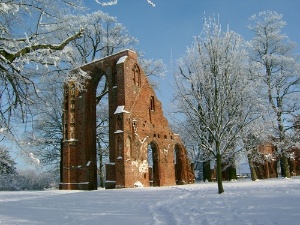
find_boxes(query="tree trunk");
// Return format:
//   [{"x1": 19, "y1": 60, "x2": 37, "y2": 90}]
[
  {"x1": 216, "y1": 153, "x2": 224, "y2": 194},
  {"x1": 203, "y1": 161, "x2": 212, "y2": 182},
  {"x1": 281, "y1": 155, "x2": 291, "y2": 178},
  {"x1": 99, "y1": 153, "x2": 104, "y2": 188},
  {"x1": 60, "y1": 139, "x2": 63, "y2": 183},
  {"x1": 97, "y1": 142, "x2": 105, "y2": 188},
  {"x1": 248, "y1": 157, "x2": 258, "y2": 181},
  {"x1": 228, "y1": 165, "x2": 237, "y2": 181},
  {"x1": 276, "y1": 101, "x2": 290, "y2": 178},
  {"x1": 265, "y1": 160, "x2": 270, "y2": 179}
]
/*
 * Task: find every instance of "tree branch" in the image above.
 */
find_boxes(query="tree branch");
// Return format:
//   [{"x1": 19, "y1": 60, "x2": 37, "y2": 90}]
[{"x1": 1, "y1": 28, "x2": 84, "y2": 63}]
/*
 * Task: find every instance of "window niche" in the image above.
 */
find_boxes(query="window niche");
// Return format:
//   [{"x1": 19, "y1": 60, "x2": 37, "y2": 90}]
[
  {"x1": 117, "y1": 136, "x2": 123, "y2": 159},
  {"x1": 150, "y1": 96, "x2": 155, "y2": 111},
  {"x1": 63, "y1": 86, "x2": 69, "y2": 140},
  {"x1": 132, "y1": 64, "x2": 141, "y2": 87},
  {"x1": 116, "y1": 114, "x2": 123, "y2": 131},
  {"x1": 126, "y1": 136, "x2": 132, "y2": 158}
]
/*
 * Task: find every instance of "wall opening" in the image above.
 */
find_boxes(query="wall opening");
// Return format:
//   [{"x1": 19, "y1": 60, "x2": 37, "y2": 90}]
[
  {"x1": 174, "y1": 144, "x2": 183, "y2": 184},
  {"x1": 148, "y1": 142, "x2": 160, "y2": 187}
]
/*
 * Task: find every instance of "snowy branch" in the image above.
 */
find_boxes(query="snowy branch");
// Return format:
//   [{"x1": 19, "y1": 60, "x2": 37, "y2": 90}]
[
  {"x1": 0, "y1": 28, "x2": 84, "y2": 63},
  {"x1": 95, "y1": 0, "x2": 155, "y2": 7},
  {"x1": 95, "y1": 0, "x2": 118, "y2": 6}
]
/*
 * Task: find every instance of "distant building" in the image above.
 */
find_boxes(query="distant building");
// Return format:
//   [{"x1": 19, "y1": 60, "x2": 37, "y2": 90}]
[{"x1": 250, "y1": 143, "x2": 300, "y2": 179}]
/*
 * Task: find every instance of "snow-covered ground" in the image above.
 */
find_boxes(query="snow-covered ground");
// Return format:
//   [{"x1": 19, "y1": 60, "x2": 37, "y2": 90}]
[{"x1": 1, "y1": 178, "x2": 300, "y2": 225}]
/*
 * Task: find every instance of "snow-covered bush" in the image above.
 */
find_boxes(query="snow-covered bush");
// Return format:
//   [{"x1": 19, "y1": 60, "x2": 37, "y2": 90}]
[
  {"x1": 0, "y1": 173, "x2": 22, "y2": 191},
  {"x1": 0, "y1": 170, "x2": 58, "y2": 191}
]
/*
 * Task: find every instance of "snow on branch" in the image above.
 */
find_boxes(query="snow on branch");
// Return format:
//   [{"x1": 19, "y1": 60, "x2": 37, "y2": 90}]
[
  {"x1": 146, "y1": 0, "x2": 155, "y2": 7},
  {"x1": 0, "y1": 2, "x2": 19, "y2": 14},
  {"x1": 95, "y1": 0, "x2": 118, "y2": 6},
  {"x1": 29, "y1": 153, "x2": 40, "y2": 167},
  {"x1": 0, "y1": 28, "x2": 84, "y2": 63},
  {"x1": 65, "y1": 68, "x2": 91, "y2": 91},
  {"x1": 95, "y1": 0, "x2": 155, "y2": 7}
]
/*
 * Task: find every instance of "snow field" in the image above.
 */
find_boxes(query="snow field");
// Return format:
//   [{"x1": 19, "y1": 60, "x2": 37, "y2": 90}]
[{"x1": 0, "y1": 178, "x2": 300, "y2": 225}]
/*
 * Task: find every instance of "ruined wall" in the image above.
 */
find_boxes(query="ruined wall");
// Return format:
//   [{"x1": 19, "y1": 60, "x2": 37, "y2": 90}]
[
  {"x1": 253, "y1": 144, "x2": 300, "y2": 179},
  {"x1": 60, "y1": 50, "x2": 194, "y2": 190},
  {"x1": 253, "y1": 144, "x2": 278, "y2": 179}
]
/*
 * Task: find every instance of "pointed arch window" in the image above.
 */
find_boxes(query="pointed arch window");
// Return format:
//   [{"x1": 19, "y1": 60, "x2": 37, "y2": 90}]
[
  {"x1": 150, "y1": 96, "x2": 155, "y2": 111},
  {"x1": 117, "y1": 136, "x2": 123, "y2": 159},
  {"x1": 132, "y1": 64, "x2": 141, "y2": 87}
]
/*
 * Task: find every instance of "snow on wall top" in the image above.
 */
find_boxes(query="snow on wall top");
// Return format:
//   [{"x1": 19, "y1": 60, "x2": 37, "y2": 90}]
[
  {"x1": 114, "y1": 106, "x2": 129, "y2": 114},
  {"x1": 71, "y1": 49, "x2": 135, "y2": 71},
  {"x1": 117, "y1": 56, "x2": 128, "y2": 64}
]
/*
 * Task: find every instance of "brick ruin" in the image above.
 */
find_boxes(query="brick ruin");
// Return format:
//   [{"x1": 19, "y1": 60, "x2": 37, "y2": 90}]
[
  {"x1": 59, "y1": 50, "x2": 195, "y2": 190},
  {"x1": 251, "y1": 143, "x2": 300, "y2": 179},
  {"x1": 253, "y1": 143, "x2": 278, "y2": 179}
]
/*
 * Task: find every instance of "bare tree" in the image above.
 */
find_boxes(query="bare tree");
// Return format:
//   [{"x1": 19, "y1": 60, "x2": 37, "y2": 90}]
[
  {"x1": 19, "y1": 9, "x2": 164, "y2": 179},
  {"x1": 18, "y1": 10, "x2": 135, "y2": 173},
  {"x1": 19, "y1": 78, "x2": 64, "y2": 173},
  {"x1": 248, "y1": 11, "x2": 300, "y2": 178},
  {"x1": 2, "y1": 0, "x2": 164, "y2": 176},
  {"x1": 64, "y1": 11, "x2": 138, "y2": 64},
  {"x1": 241, "y1": 118, "x2": 272, "y2": 181},
  {"x1": 173, "y1": 16, "x2": 258, "y2": 194},
  {"x1": 0, "y1": 0, "x2": 85, "y2": 133},
  {"x1": 0, "y1": 146, "x2": 17, "y2": 175},
  {"x1": 96, "y1": 102, "x2": 109, "y2": 187}
]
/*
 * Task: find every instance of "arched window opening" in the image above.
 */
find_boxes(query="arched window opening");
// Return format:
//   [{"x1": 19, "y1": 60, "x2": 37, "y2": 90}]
[
  {"x1": 150, "y1": 96, "x2": 155, "y2": 111},
  {"x1": 132, "y1": 64, "x2": 141, "y2": 87},
  {"x1": 117, "y1": 136, "x2": 123, "y2": 159},
  {"x1": 147, "y1": 145, "x2": 153, "y2": 167},
  {"x1": 126, "y1": 136, "x2": 132, "y2": 158},
  {"x1": 148, "y1": 142, "x2": 160, "y2": 186},
  {"x1": 174, "y1": 144, "x2": 182, "y2": 184},
  {"x1": 116, "y1": 115, "x2": 123, "y2": 130}
]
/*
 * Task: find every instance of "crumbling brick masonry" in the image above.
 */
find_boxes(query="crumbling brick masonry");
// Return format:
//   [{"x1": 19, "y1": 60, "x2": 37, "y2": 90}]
[{"x1": 60, "y1": 50, "x2": 194, "y2": 190}]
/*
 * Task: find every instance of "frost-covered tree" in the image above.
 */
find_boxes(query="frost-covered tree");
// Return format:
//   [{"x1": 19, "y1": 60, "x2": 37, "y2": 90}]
[
  {"x1": 20, "y1": 79, "x2": 63, "y2": 173},
  {"x1": 173, "y1": 16, "x2": 258, "y2": 194},
  {"x1": 0, "y1": 146, "x2": 17, "y2": 175},
  {"x1": 64, "y1": 11, "x2": 138, "y2": 64},
  {"x1": 138, "y1": 57, "x2": 166, "y2": 89},
  {"x1": 240, "y1": 114, "x2": 275, "y2": 181},
  {"x1": 0, "y1": 0, "x2": 165, "y2": 180},
  {"x1": 248, "y1": 11, "x2": 300, "y2": 178},
  {"x1": 95, "y1": 102, "x2": 109, "y2": 187},
  {"x1": 18, "y1": 10, "x2": 135, "y2": 172},
  {"x1": 0, "y1": 0, "x2": 85, "y2": 134},
  {"x1": 19, "y1": 9, "x2": 164, "y2": 177}
]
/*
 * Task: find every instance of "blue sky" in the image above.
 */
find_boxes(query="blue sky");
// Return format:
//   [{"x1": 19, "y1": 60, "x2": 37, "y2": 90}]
[{"x1": 86, "y1": 0, "x2": 300, "y2": 104}]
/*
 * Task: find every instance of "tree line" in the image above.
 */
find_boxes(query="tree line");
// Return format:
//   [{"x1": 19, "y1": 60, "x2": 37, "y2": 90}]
[{"x1": 172, "y1": 11, "x2": 300, "y2": 193}]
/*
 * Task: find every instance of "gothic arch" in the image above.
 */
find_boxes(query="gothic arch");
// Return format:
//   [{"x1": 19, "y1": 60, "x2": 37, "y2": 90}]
[
  {"x1": 147, "y1": 141, "x2": 160, "y2": 187},
  {"x1": 60, "y1": 66, "x2": 107, "y2": 190},
  {"x1": 132, "y1": 63, "x2": 141, "y2": 87},
  {"x1": 174, "y1": 143, "x2": 195, "y2": 184}
]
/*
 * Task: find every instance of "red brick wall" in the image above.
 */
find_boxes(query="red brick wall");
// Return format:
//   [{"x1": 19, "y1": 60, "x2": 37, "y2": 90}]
[{"x1": 60, "y1": 50, "x2": 194, "y2": 190}]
